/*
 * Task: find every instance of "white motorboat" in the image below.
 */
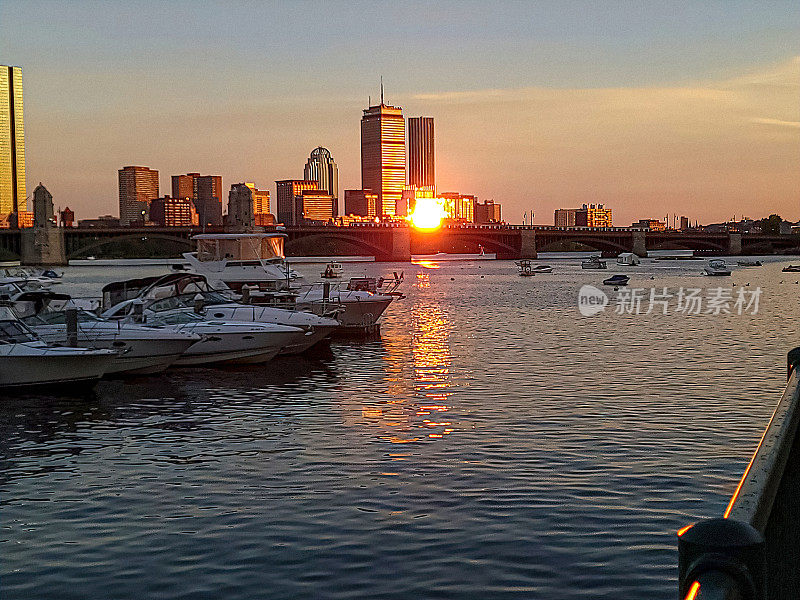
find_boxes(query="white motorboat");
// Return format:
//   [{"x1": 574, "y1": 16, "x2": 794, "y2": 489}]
[
  {"x1": 616, "y1": 253, "x2": 641, "y2": 266},
  {"x1": 703, "y1": 259, "x2": 732, "y2": 276},
  {"x1": 136, "y1": 311, "x2": 305, "y2": 365},
  {"x1": 321, "y1": 262, "x2": 344, "y2": 278},
  {"x1": 100, "y1": 274, "x2": 339, "y2": 354},
  {"x1": 14, "y1": 291, "x2": 201, "y2": 375},
  {"x1": 177, "y1": 233, "x2": 397, "y2": 332},
  {"x1": 179, "y1": 232, "x2": 301, "y2": 291},
  {"x1": 516, "y1": 260, "x2": 551, "y2": 276},
  {"x1": 0, "y1": 305, "x2": 115, "y2": 389},
  {"x1": 581, "y1": 256, "x2": 607, "y2": 270}
]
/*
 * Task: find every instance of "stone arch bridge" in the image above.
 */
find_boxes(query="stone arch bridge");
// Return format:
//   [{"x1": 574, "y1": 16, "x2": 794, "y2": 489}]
[{"x1": 0, "y1": 225, "x2": 796, "y2": 263}]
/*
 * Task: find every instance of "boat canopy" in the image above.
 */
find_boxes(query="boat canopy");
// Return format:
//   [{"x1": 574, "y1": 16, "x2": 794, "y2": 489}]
[
  {"x1": 192, "y1": 233, "x2": 286, "y2": 262},
  {"x1": 101, "y1": 273, "x2": 213, "y2": 310},
  {"x1": 616, "y1": 253, "x2": 640, "y2": 265}
]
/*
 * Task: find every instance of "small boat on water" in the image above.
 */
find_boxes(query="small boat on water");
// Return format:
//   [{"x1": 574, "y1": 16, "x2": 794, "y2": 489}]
[
  {"x1": 321, "y1": 262, "x2": 344, "y2": 279},
  {"x1": 581, "y1": 256, "x2": 607, "y2": 270},
  {"x1": 737, "y1": 260, "x2": 762, "y2": 267},
  {"x1": 603, "y1": 274, "x2": 630, "y2": 286},
  {"x1": 782, "y1": 265, "x2": 800, "y2": 272},
  {"x1": 516, "y1": 260, "x2": 536, "y2": 276},
  {"x1": 0, "y1": 304, "x2": 115, "y2": 389},
  {"x1": 703, "y1": 259, "x2": 732, "y2": 276},
  {"x1": 616, "y1": 253, "x2": 641, "y2": 266}
]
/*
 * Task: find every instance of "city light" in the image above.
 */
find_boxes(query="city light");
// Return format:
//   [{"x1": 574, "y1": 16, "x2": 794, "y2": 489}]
[{"x1": 408, "y1": 197, "x2": 446, "y2": 231}]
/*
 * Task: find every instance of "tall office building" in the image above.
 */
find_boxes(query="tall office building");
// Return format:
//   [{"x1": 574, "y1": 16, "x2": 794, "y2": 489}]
[
  {"x1": 407, "y1": 117, "x2": 434, "y2": 190},
  {"x1": 1, "y1": 65, "x2": 26, "y2": 220},
  {"x1": 172, "y1": 173, "x2": 200, "y2": 200},
  {"x1": 171, "y1": 172, "x2": 222, "y2": 227},
  {"x1": 361, "y1": 101, "x2": 405, "y2": 217},
  {"x1": 275, "y1": 180, "x2": 318, "y2": 225},
  {"x1": 118, "y1": 166, "x2": 159, "y2": 225},
  {"x1": 304, "y1": 147, "x2": 338, "y2": 216},
  {"x1": 195, "y1": 175, "x2": 223, "y2": 227}
]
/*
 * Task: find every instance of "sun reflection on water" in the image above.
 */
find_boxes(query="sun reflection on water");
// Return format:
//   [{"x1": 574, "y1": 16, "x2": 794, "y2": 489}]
[{"x1": 358, "y1": 294, "x2": 456, "y2": 444}]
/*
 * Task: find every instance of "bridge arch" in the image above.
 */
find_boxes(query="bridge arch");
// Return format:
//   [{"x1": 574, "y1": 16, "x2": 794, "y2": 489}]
[
  {"x1": 442, "y1": 232, "x2": 518, "y2": 255},
  {"x1": 284, "y1": 232, "x2": 390, "y2": 257},
  {"x1": 536, "y1": 235, "x2": 630, "y2": 254},
  {"x1": 66, "y1": 233, "x2": 193, "y2": 259}
]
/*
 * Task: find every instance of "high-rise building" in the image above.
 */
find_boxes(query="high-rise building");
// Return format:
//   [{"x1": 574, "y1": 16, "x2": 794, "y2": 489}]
[
  {"x1": 407, "y1": 117, "x2": 434, "y2": 191},
  {"x1": 171, "y1": 173, "x2": 222, "y2": 227},
  {"x1": 299, "y1": 189, "x2": 335, "y2": 223},
  {"x1": 344, "y1": 189, "x2": 378, "y2": 218},
  {"x1": 554, "y1": 208, "x2": 577, "y2": 227},
  {"x1": 475, "y1": 200, "x2": 502, "y2": 224},
  {"x1": 361, "y1": 101, "x2": 405, "y2": 217},
  {"x1": 118, "y1": 166, "x2": 159, "y2": 226},
  {"x1": 194, "y1": 175, "x2": 223, "y2": 227},
  {"x1": 304, "y1": 147, "x2": 338, "y2": 216},
  {"x1": 275, "y1": 179, "x2": 318, "y2": 225},
  {"x1": 440, "y1": 192, "x2": 475, "y2": 222},
  {"x1": 171, "y1": 173, "x2": 200, "y2": 200},
  {"x1": 245, "y1": 182, "x2": 272, "y2": 226},
  {"x1": 0, "y1": 65, "x2": 26, "y2": 220},
  {"x1": 149, "y1": 197, "x2": 196, "y2": 227},
  {"x1": 576, "y1": 203, "x2": 612, "y2": 227}
]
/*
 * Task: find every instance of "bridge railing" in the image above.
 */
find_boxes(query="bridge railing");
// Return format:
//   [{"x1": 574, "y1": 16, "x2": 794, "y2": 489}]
[{"x1": 677, "y1": 348, "x2": 800, "y2": 600}]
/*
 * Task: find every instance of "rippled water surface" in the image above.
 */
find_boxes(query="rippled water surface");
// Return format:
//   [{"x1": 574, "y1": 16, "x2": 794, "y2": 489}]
[{"x1": 2, "y1": 257, "x2": 799, "y2": 599}]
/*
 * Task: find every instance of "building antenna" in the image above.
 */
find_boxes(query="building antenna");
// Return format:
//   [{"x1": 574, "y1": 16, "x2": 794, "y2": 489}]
[{"x1": 380, "y1": 75, "x2": 384, "y2": 104}]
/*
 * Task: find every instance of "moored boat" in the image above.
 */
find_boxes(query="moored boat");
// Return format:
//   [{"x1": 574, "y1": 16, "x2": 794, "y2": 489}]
[
  {"x1": 0, "y1": 305, "x2": 115, "y2": 389},
  {"x1": 782, "y1": 265, "x2": 800, "y2": 272},
  {"x1": 703, "y1": 259, "x2": 732, "y2": 276},
  {"x1": 321, "y1": 262, "x2": 344, "y2": 278},
  {"x1": 603, "y1": 274, "x2": 630, "y2": 286},
  {"x1": 581, "y1": 256, "x2": 607, "y2": 270}
]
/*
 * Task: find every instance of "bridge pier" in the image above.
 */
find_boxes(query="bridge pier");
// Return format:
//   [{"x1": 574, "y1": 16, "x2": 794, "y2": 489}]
[
  {"x1": 519, "y1": 230, "x2": 537, "y2": 259},
  {"x1": 386, "y1": 227, "x2": 411, "y2": 262},
  {"x1": 729, "y1": 233, "x2": 742, "y2": 256},
  {"x1": 20, "y1": 185, "x2": 67, "y2": 266},
  {"x1": 632, "y1": 230, "x2": 648, "y2": 258}
]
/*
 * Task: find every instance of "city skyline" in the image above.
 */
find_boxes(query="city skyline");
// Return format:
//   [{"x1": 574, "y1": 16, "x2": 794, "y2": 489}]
[{"x1": 1, "y1": 2, "x2": 798, "y2": 225}]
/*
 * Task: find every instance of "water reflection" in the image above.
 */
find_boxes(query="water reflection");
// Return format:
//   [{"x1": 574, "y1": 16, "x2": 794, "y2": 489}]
[{"x1": 358, "y1": 285, "x2": 456, "y2": 444}]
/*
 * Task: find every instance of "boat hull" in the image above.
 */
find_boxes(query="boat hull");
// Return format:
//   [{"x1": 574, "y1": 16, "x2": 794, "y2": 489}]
[{"x1": 0, "y1": 349, "x2": 113, "y2": 388}]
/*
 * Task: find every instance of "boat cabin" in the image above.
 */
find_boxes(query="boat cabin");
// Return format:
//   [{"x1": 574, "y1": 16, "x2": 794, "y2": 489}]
[{"x1": 193, "y1": 233, "x2": 286, "y2": 264}]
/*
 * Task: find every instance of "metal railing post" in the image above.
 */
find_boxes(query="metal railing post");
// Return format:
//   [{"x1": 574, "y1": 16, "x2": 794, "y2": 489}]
[
  {"x1": 787, "y1": 347, "x2": 800, "y2": 380},
  {"x1": 678, "y1": 518, "x2": 765, "y2": 599}
]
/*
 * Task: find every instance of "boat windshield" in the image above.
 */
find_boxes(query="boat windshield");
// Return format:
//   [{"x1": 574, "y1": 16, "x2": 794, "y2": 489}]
[
  {"x1": 23, "y1": 309, "x2": 103, "y2": 326},
  {"x1": 147, "y1": 290, "x2": 233, "y2": 313},
  {"x1": 150, "y1": 312, "x2": 204, "y2": 325},
  {"x1": 0, "y1": 320, "x2": 38, "y2": 343}
]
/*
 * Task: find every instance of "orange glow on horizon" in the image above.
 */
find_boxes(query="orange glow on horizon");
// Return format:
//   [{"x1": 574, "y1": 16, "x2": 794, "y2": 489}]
[{"x1": 408, "y1": 197, "x2": 446, "y2": 231}]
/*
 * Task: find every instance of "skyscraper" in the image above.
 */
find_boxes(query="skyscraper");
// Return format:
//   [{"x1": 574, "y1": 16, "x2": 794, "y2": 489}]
[
  {"x1": 361, "y1": 100, "x2": 405, "y2": 217},
  {"x1": 195, "y1": 175, "x2": 223, "y2": 227},
  {"x1": 118, "y1": 166, "x2": 159, "y2": 226},
  {"x1": 171, "y1": 172, "x2": 222, "y2": 227},
  {"x1": 407, "y1": 117, "x2": 434, "y2": 190},
  {"x1": 1, "y1": 65, "x2": 26, "y2": 220},
  {"x1": 275, "y1": 180, "x2": 318, "y2": 225},
  {"x1": 304, "y1": 147, "x2": 338, "y2": 216}
]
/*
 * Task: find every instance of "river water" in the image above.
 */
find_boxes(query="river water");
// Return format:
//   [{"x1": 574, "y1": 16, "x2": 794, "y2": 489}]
[{"x1": 1, "y1": 256, "x2": 798, "y2": 599}]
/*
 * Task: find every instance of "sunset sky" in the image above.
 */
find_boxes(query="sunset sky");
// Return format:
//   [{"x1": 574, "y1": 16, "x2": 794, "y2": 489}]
[{"x1": 1, "y1": 1, "x2": 798, "y2": 224}]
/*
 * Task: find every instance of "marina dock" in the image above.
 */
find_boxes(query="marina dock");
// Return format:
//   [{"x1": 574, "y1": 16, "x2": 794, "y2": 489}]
[{"x1": 678, "y1": 348, "x2": 800, "y2": 599}]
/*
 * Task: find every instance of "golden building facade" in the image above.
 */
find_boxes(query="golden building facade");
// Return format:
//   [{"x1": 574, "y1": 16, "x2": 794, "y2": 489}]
[
  {"x1": 118, "y1": 166, "x2": 159, "y2": 226},
  {"x1": 0, "y1": 65, "x2": 26, "y2": 220},
  {"x1": 361, "y1": 103, "x2": 405, "y2": 217}
]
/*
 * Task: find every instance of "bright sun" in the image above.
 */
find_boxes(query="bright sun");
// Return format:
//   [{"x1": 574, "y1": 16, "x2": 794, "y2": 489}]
[{"x1": 409, "y1": 198, "x2": 446, "y2": 231}]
